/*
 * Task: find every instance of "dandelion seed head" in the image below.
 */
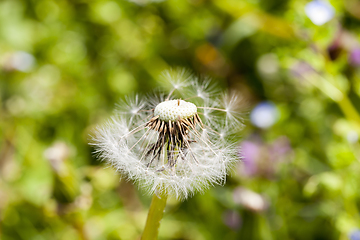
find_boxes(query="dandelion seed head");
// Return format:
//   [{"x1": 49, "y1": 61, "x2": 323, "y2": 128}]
[
  {"x1": 154, "y1": 99, "x2": 197, "y2": 122},
  {"x1": 91, "y1": 69, "x2": 244, "y2": 200}
]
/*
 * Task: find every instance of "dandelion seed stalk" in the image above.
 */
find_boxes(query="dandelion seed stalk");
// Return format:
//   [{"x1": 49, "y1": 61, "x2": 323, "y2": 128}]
[
  {"x1": 92, "y1": 69, "x2": 243, "y2": 200},
  {"x1": 141, "y1": 191, "x2": 168, "y2": 240}
]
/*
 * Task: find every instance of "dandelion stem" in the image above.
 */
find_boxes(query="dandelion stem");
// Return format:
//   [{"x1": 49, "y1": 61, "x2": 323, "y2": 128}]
[{"x1": 141, "y1": 191, "x2": 168, "y2": 240}]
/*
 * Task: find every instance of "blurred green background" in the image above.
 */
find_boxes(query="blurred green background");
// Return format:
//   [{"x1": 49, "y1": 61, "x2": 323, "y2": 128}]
[{"x1": 1, "y1": 0, "x2": 360, "y2": 239}]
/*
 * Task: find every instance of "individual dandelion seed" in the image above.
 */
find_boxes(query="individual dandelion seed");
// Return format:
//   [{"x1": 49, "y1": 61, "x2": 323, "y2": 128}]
[{"x1": 91, "y1": 69, "x2": 244, "y2": 200}]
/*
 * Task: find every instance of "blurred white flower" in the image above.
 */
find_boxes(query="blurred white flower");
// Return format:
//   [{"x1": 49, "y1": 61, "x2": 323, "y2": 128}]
[
  {"x1": 305, "y1": 1, "x2": 335, "y2": 26},
  {"x1": 10, "y1": 51, "x2": 35, "y2": 72},
  {"x1": 346, "y1": 130, "x2": 359, "y2": 143},
  {"x1": 233, "y1": 187, "x2": 268, "y2": 212},
  {"x1": 44, "y1": 142, "x2": 70, "y2": 174},
  {"x1": 250, "y1": 101, "x2": 278, "y2": 129},
  {"x1": 91, "y1": 69, "x2": 244, "y2": 200},
  {"x1": 257, "y1": 53, "x2": 279, "y2": 79}
]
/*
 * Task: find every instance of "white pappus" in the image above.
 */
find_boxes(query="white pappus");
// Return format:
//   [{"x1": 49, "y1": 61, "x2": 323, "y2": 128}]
[{"x1": 91, "y1": 69, "x2": 244, "y2": 200}]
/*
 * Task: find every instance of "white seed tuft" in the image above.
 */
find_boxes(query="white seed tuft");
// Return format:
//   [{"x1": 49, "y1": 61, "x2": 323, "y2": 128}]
[{"x1": 91, "y1": 69, "x2": 244, "y2": 200}]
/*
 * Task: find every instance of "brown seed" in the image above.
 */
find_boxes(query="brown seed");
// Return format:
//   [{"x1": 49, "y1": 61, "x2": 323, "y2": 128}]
[
  {"x1": 159, "y1": 121, "x2": 164, "y2": 132},
  {"x1": 150, "y1": 115, "x2": 159, "y2": 122},
  {"x1": 196, "y1": 114, "x2": 204, "y2": 128},
  {"x1": 155, "y1": 119, "x2": 161, "y2": 131},
  {"x1": 169, "y1": 120, "x2": 172, "y2": 133}
]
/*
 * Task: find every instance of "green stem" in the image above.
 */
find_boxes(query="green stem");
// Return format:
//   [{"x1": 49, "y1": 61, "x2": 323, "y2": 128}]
[
  {"x1": 308, "y1": 74, "x2": 360, "y2": 130},
  {"x1": 141, "y1": 192, "x2": 168, "y2": 240},
  {"x1": 337, "y1": 96, "x2": 360, "y2": 125}
]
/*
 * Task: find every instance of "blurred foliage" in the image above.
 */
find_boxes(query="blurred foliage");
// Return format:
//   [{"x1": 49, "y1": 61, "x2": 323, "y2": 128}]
[{"x1": 1, "y1": 0, "x2": 360, "y2": 239}]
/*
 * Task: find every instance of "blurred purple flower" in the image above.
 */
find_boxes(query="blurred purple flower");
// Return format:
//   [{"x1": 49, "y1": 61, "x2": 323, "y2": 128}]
[
  {"x1": 268, "y1": 136, "x2": 292, "y2": 162},
  {"x1": 222, "y1": 210, "x2": 242, "y2": 230},
  {"x1": 239, "y1": 136, "x2": 292, "y2": 178},
  {"x1": 349, "y1": 48, "x2": 360, "y2": 67},
  {"x1": 326, "y1": 29, "x2": 360, "y2": 62},
  {"x1": 241, "y1": 140, "x2": 261, "y2": 176},
  {"x1": 349, "y1": 230, "x2": 360, "y2": 240},
  {"x1": 305, "y1": 1, "x2": 335, "y2": 26}
]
